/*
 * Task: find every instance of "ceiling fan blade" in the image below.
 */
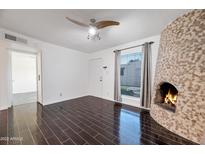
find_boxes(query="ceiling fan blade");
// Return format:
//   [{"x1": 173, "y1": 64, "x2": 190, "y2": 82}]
[
  {"x1": 94, "y1": 21, "x2": 120, "y2": 29},
  {"x1": 65, "y1": 17, "x2": 89, "y2": 27}
]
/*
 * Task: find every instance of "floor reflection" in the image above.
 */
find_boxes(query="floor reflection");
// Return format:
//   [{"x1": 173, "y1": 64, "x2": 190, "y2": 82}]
[
  {"x1": 119, "y1": 109, "x2": 141, "y2": 144},
  {"x1": 112, "y1": 103, "x2": 142, "y2": 144}
]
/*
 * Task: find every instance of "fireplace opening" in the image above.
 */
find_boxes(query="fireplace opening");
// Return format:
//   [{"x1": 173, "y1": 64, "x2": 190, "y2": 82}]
[{"x1": 154, "y1": 82, "x2": 178, "y2": 112}]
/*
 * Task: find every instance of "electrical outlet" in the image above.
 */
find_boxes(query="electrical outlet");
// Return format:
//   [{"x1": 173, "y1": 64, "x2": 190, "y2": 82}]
[{"x1": 60, "y1": 93, "x2": 62, "y2": 97}]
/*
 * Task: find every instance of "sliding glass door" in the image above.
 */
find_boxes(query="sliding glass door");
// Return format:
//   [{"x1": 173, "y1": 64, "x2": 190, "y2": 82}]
[{"x1": 120, "y1": 47, "x2": 143, "y2": 107}]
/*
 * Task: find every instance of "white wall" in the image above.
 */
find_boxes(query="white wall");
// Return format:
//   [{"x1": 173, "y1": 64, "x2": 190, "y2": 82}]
[
  {"x1": 12, "y1": 52, "x2": 37, "y2": 94},
  {"x1": 41, "y1": 42, "x2": 88, "y2": 105},
  {"x1": 0, "y1": 28, "x2": 89, "y2": 109},
  {"x1": 88, "y1": 35, "x2": 160, "y2": 102}
]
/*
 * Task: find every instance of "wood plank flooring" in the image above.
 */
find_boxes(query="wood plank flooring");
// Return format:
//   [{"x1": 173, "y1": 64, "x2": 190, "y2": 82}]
[{"x1": 0, "y1": 96, "x2": 197, "y2": 145}]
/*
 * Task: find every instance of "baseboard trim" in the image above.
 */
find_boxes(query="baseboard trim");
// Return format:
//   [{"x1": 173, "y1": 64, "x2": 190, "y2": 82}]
[
  {"x1": 87, "y1": 95, "x2": 150, "y2": 111},
  {"x1": 43, "y1": 95, "x2": 88, "y2": 106}
]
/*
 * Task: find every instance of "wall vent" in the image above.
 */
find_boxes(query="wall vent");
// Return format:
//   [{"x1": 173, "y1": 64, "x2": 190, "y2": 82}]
[{"x1": 5, "y1": 33, "x2": 28, "y2": 44}]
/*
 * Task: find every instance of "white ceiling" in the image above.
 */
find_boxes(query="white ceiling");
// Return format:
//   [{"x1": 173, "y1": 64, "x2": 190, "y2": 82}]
[{"x1": 0, "y1": 9, "x2": 190, "y2": 53}]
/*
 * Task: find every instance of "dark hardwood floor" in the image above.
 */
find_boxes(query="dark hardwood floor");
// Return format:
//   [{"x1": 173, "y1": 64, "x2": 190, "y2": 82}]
[{"x1": 0, "y1": 96, "x2": 197, "y2": 145}]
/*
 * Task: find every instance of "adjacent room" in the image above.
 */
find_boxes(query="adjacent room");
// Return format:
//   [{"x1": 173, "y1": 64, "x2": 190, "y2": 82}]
[
  {"x1": 11, "y1": 50, "x2": 37, "y2": 105},
  {"x1": 0, "y1": 9, "x2": 204, "y2": 145}
]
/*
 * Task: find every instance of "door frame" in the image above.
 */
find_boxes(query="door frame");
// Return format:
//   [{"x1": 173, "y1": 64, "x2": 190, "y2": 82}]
[
  {"x1": 36, "y1": 50, "x2": 43, "y2": 104},
  {"x1": 8, "y1": 43, "x2": 43, "y2": 107}
]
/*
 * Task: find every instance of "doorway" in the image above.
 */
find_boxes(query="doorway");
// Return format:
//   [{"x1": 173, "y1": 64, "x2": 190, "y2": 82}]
[
  {"x1": 88, "y1": 58, "x2": 103, "y2": 98},
  {"x1": 11, "y1": 51, "x2": 37, "y2": 106},
  {"x1": 9, "y1": 43, "x2": 43, "y2": 106}
]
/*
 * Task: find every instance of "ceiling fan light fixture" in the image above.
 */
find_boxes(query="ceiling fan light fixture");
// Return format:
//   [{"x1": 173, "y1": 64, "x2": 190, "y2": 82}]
[
  {"x1": 87, "y1": 32, "x2": 101, "y2": 41},
  {"x1": 88, "y1": 26, "x2": 97, "y2": 36},
  {"x1": 87, "y1": 26, "x2": 100, "y2": 40},
  {"x1": 65, "y1": 17, "x2": 119, "y2": 41}
]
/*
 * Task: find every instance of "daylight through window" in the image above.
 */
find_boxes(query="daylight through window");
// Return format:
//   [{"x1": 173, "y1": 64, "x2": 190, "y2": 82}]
[{"x1": 120, "y1": 51, "x2": 143, "y2": 98}]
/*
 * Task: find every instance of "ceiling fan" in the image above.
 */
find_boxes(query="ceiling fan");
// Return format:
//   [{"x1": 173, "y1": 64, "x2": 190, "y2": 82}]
[{"x1": 65, "y1": 17, "x2": 120, "y2": 40}]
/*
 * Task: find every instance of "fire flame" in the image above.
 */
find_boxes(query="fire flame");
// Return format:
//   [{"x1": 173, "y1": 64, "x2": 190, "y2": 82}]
[{"x1": 164, "y1": 90, "x2": 177, "y2": 105}]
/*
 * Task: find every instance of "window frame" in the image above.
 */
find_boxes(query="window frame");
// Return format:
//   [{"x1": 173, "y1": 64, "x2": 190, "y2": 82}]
[{"x1": 120, "y1": 46, "x2": 143, "y2": 99}]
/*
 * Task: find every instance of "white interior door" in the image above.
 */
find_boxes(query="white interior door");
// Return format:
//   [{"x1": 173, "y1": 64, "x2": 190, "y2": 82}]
[
  {"x1": 37, "y1": 51, "x2": 43, "y2": 104},
  {"x1": 88, "y1": 58, "x2": 103, "y2": 98}
]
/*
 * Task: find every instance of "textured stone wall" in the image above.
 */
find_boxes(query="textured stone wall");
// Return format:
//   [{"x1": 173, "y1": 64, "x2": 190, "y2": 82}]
[{"x1": 150, "y1": 10, "x2": 205, "y2": 144}]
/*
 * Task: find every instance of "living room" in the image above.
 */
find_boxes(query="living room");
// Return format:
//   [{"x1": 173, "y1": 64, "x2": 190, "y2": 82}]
[{"x1": 0, "y1": 0, "x2": 204, "y2": 153}]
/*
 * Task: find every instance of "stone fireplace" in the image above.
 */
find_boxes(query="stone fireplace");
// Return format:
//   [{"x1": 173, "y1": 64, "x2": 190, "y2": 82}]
[{"x1": 150, "y1": 10, "x2": 205, "y2": 144}]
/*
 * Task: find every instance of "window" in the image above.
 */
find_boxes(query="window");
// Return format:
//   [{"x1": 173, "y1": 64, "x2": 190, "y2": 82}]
[{"x1": 120, "y1": 51, "x2": 143, "y2": 98}]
